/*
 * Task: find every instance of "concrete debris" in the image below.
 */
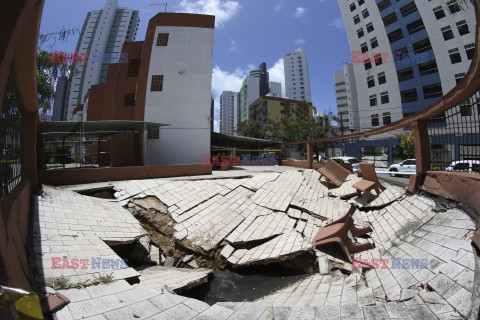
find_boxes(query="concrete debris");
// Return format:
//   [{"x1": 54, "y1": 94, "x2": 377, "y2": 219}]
[
  {"x1": 188, "y1": 260, "x2": 199, "y2": 269},
  {"x1": 164, "y1": 256, "x2": 175, "y2": 267}
]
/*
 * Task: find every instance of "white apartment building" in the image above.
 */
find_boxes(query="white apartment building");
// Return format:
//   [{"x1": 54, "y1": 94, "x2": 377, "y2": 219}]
[
  {"x1": 220, "y1": 91, "x2": 239, "y2": 135},
  {"x1": 269, "y1": 81, "x2": 282, "y2": 98},
  {"x1": 283, "y1": 46, "x2": 312, "y2": 103},
  {"x1": 64, "y1": 0, "x2": 139, "y2": 121},
  {"x1": 144, "y1": 14, "x2": 215, "y2": 165},
  {"x1": 336, "y1": 0, "x2": 475, "y2": 132},
  {"x1": 334, "y1": 63, "x2": 360, "y2": 133}
]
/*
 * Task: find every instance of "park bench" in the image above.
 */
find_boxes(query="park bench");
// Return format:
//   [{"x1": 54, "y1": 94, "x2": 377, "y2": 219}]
[
  {"x1": 352, "y1": 162, "x2": 386, "y2": 202},
  {"x1": 317, "y1": 159, "x2": 351, "y2": 188},
  {"x1": 313, "y1": 205, "x2": 374, "y2": 262}
]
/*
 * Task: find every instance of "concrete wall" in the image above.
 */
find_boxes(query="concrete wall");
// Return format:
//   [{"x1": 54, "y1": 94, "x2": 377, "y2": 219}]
[
  {"x1": 0, "y1": 3, "x2": 43, "y2": 319},
  {"x1": 39, "y1": 164, "x2": 212, "y2": 186},
  {"x1": 144, "y1": 23, "x2": 214, "y2": 165}
]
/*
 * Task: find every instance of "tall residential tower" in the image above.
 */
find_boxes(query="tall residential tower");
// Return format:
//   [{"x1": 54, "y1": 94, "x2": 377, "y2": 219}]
[
  {"x1": 220, "y1": 91, "x2": 239, "y2": 135},
  {"x1": 63, "y1": 0, "x2": 139, "y2": 121},
  {"x1": 284, "y1": 46, "x2": 312, "y2": 103},
  {"x1": 336, "y1": 0, "x2": 475, "y2": 131}
]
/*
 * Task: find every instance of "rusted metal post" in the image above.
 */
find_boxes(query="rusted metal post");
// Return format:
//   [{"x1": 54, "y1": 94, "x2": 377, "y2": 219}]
[
  {"x1": 306, "y1": 142, "x2": 313, "y2": 169},
  {"x1": 409, "y1": 120, "x2": 430, "y2": 192}
]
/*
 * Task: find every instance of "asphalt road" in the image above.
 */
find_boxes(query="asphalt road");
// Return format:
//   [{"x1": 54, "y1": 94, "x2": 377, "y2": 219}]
[{"x1": 377, "y1": 172, "x2": 411, "y2": 186}]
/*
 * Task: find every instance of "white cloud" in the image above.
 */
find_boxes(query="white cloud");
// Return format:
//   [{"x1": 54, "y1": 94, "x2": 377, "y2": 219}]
[
  {"x1": 267, "y1": 58, "x2": 285, "y2": 97},
  {"x1": 273, "y1": 2, "x2": 283, "y2": 12},
  {"x1": 214, "y1": 119, "x2": 219, "y2": 132},
  {"x1": 294, "y1": 38, "x2": 306, "y2": 45},
  {"x1": 294, "y1": 7, "x2": 306, "y2": 18},
  {"x1": 177, "y1": 0, "x2": 241, "y2": 28},
  {"x1": 329, "y1": 17, "x2": 344, "y2": 29},
  {"x1": 228, "y1": 37, "x2": 237, "y2": 51}
]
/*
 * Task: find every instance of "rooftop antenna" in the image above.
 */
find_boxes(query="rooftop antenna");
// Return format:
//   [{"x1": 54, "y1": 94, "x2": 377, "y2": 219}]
[{"x1": 149, "y1": 3, "x2": 167, "y2": 12}]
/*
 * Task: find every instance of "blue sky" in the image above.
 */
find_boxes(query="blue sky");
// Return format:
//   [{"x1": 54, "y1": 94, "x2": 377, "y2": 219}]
[{"x1": 39, "y1": 0, "x2": 352, "y2": 131}]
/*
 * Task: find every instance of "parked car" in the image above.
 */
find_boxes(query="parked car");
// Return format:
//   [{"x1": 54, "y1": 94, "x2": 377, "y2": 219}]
[
  {"x1": 445, "y1": 160, "x2": 480, "y2": 173},
  {"x1": 388, "y1": 159, "x2": 416, "y2": 177},
  {"x1": 319, "y1": 156, "x2": 328, "y2": 163},
  {"x1": 331, "y1": 156, "x2": 360, "y2": 172}
]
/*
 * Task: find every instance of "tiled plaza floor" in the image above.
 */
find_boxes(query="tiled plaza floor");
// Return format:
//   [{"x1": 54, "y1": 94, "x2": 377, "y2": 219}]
[{"x1": 33, "y1": 166, "x2": 478, "y2": 319}]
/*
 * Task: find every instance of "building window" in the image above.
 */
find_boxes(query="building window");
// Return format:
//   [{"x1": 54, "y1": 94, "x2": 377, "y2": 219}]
[
  {"x1": 419, "y1": 60, "x2": 439, "y2": 76},
  {"x1": 367, "y1": 76, "x2": 375, "y2": 88},
  {"x1": 353, "y1": 15, "x2": 360, "y2": 24},
  {"x1": 370, "y1": 94, "x2": 377, "y2": 106},
  {"x1": 151, "y1": 75, "x2": 164, "y2": 91},
  {"x1": 381, "y1": 92, "x2": 389, "y2": 104},
  {"x1": 362, "y1": 9, "x2": 369, "y2": 18},
  {"x1": 455, "y1": 73, "x2": 465, "y2": 84},
  {"x1": 401, "y1": 88, "x2": 418, "y2": 103},
  {"x1": 374, "y1": 53, "x2": 383, "y2": 66},
  {"x1": 366, "y1": 23, "x2": 374, "y2": 33},
  {"x1": 397, "y1": 67, "x2": 414, "y2": 82},
  {"x1": 433, "y1": 6, "x2": 446, "y2": 20},
  {"x1": 378, "y1": 72, "x2": 386, "y2": 84},
  {"x1": 412, "y1": 38, "x2": 432, "y2": 54},
  {"x1": 383, "y1": 12, "x2": 397, "y2": 27},
  {"x1": 401, "y1": 2, "x2": 418, "y2": 17},
  {"x1": 377, "y1": 0, "x2": 391, "y2": 11},
  {"x1": 156, "y1": 33, "x2": 169, "y2": 46},
  {"x1": 357, "y1": 28, "x2": 364, "y2": 38},
  {"x1": 147, "y1": 127, "x2": 159, "y2": 139},
  {"x1": 361, "y1": 43, "x2": 368, "y2": 53},
  {"x1": 127, "y1": 58, "x2": 141, "y2": 77},
  {"x1": 442, "y1": 26, "x2": 454, "y2": 41},
  {"x1": 393, "y1": 47, "x2": 409, "y2": 63},
  {"x1": 383, "y1": 112, "x2": 391, "y2": 125},
  {"x1": 449, "y1": 48, "x2": 462, "y2": 64},
  {"x1": 370, "y1": 38, "x2": 379, "y2": 49},
  {"x1": 460, "y1": 99, "x2": 472, "y2": 116},
  {"x1": 371, "y1": 114, "x2": 379, "y2": 127},
  {"x1": 447, "y1": 0, "x2": 461, "y2": 14},
  {"x1": 350, "y1": 3, "x2": 356, "y2": 11},
  {"x1": 456, "y1": 20, "x2": 470, "y2": 35},
  {"x1": 407, "y1": 19, "x2": 425, "y2": 35},
  {"x1": 423, "y1": 83, "x2": 443, "y2": 99},
  {"x1": 124, "y1": 93, "x2": 136, "y2": 106},
  {"x1": 364, "y1": 59, "x2": 372, "y2": 70},
  {"x1": 358, "y1": 0, "x2": 365, "y2": 5},
  {"x1": 388, "y1": 29, "x2": 404, "y2": 43},
  {"x1": 465, "y1": 44, "x2": 475, "y2": 60}
]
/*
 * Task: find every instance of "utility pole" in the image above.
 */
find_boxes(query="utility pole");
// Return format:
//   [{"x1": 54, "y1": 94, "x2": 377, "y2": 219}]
[
  {"x1": 339, "y1": 112, "x2": 345, "y2": 135},
  {"x1": 149, "y1": 3, "x2": 168, "y2": 12}
]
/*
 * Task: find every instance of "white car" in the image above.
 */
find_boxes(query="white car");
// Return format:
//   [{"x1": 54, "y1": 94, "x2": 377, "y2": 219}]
[
  {"x1": 331, "y1": 157, "x2": 360, "y2": 172},
  {"x1": 445, "y1": 160, "x2": 480, "y2": 173},
  {"x1": 388, "y1": 159, "x2": 416, "y2": 177}
]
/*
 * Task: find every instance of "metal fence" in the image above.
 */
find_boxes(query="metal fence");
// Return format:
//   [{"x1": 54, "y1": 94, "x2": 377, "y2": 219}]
[
  {"x1": 427, "y1": 88, "x2": 480, "y2": 173},
  {"x1": 0, "y1": 70, "x2": 23, "y2": 199}
]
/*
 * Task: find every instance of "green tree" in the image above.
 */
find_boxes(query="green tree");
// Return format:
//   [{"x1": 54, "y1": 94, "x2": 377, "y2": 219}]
[
  {"x1": 397, "y1": 131, "x2": 415, "y2": 158},
  {"x1": 36, "y1": 49, "x2": 72, "y2": 114}
]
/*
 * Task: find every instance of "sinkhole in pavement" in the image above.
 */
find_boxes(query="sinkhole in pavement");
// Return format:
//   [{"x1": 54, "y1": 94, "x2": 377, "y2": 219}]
[{"x1": 181, "y1": 263, "x2": 313, "y2": 304}]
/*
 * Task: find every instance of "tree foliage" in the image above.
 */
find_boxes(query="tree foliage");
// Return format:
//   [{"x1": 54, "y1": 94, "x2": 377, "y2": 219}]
[
  {"x1": 36, "y1": 49, "x2": 72, "y2": 114},
  {"x1": 397, "y1": 131, "x2": 415, "y2": 158},
  {"x1": 236, "y1": 103, "x2": 338, "y2": 152}
]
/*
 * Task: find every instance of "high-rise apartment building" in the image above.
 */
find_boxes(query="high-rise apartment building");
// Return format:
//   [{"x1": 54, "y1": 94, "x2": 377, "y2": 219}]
[
  {"x1": 284, "y1": 46, "x2": 312, "y2": 103},
  {"x1": 336, "y1": 0, "x2": 475, "y2": 131},
  {"x1": 269, "y1": 81, "x2": 282, "y2": 98},
  {"x1": 63, "y1": 0, "x2": 139, "y2": 121},
  {"x1": 334, "y1": 63, "x2": 360, "y2": 133},
  {"x1": 52, "y1": 76, "x2": 68, "y2": 121},
  {"x1": 220, "y1": 91, "x2": 239, "y2": 135}
]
